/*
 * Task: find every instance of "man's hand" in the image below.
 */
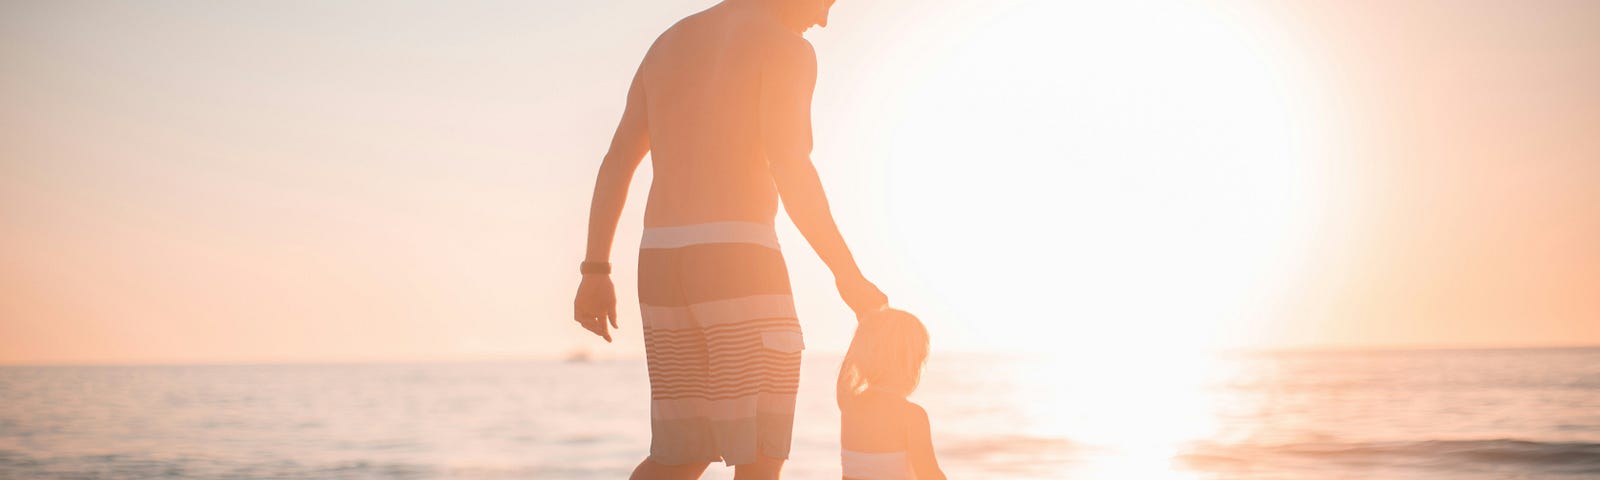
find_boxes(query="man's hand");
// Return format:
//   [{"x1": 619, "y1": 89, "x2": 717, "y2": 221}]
[
  {"x1": 573, "y1": 274, "x2": 618, "y2": 342},
  {"x1": 836, "y1": 273, "x2": 887, "y2": 318}
]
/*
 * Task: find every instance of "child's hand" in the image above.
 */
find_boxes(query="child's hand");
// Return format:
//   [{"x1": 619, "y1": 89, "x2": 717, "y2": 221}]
[{"x1": 835, "y1": 274, "x2": 888, "y2": 318}]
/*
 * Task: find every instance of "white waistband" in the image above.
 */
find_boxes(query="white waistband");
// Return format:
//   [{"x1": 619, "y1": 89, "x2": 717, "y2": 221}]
[
  {"x1": 842, "y1": 450, "x2": 914, "y2": 480},
  {"x1": 641, "y1": 221, "x2": 781, "y2": 250}
]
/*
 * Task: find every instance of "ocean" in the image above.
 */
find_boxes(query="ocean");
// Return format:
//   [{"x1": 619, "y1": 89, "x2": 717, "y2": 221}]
[{"x1": 2, "y1": 348, "x2": 1598, "y2": 479}]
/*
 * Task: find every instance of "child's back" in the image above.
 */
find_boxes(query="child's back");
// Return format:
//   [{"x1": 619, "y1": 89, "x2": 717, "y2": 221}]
[
  {"x1": 837, "y1": 309, "x2": 946, "y2": 480},
  {"x1": 841, "y1": 391, "x2": 917, "y2": 479}
]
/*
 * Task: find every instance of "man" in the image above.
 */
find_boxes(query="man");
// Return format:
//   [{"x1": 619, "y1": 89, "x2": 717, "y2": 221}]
[{"x1": 571, "y1": 0, "x2": 886, "y2": 478}]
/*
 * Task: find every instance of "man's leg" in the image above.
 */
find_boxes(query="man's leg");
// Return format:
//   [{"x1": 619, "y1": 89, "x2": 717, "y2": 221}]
[
  {"x1": 731, "y1": 455, "x2": 785, "y2": 480},
  {"x1": 628, "y1": 457, "x2": 710, "y2": 480}
]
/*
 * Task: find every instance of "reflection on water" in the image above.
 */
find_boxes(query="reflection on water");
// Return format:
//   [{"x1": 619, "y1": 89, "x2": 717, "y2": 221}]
[
  {"x1": 927, "y1": 348, "x2": 1600, "y2": 480},
  {"x1": 908, "y1": 351, "x2": 1216, "y2": 479},
  {"x1": 1, "y1": 348, "x2": 1598, "y2": 479}
]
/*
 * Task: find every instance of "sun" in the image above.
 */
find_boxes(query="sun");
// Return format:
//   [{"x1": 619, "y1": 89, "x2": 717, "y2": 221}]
[{"x1": 869, "y1": 0, "x2": 1332, "y2": 358}]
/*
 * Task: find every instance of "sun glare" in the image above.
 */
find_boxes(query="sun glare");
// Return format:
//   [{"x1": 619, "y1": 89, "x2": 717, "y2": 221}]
[
  {"x1": 873, "y1": 0, "x2": 1331, "y2": 358},
  {"x1": 853, "y1": 2, "x2": 1332, "y2": 474}
]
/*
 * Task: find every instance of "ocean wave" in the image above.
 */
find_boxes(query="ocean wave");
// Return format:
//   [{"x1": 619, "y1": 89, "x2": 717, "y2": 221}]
[
  {"x1": 0, "y1": 451, "x2": 625, "y2": 480},
  {"x1": 940, "y1": 434, "x2": 1080, "y2": 458},
  {"x1": 1181, "y1": 438, "x2": 1600, "y2": 475}
]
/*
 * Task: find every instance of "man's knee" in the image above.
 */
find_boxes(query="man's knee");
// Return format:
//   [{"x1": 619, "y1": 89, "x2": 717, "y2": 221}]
[
  {"x1": 631, "y1": 458, "x2": 711, "y2": 480},
  {"x1": 732, "y1": 456, "x2": 785, "y2": 480}
]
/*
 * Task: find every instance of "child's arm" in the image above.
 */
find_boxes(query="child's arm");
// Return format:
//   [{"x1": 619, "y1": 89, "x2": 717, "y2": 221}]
[{"x1": 906, "y1": 402, "x2": 948, "y2": 480}]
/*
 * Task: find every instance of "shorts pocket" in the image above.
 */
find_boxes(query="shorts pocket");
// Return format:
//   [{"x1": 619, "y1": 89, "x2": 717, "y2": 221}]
[{"x1": 760, "y1": 331, "x2": 805, "y2": 354}]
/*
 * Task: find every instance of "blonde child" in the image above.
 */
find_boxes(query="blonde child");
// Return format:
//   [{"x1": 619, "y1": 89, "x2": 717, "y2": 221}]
[{"x1": 837, "y1": 308, "x2": 947, "y2": 480}]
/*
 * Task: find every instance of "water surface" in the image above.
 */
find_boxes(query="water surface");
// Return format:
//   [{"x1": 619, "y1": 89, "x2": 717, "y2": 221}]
[{"x1": 2, "y1": 348, "x2": 1598, "y2": 479}]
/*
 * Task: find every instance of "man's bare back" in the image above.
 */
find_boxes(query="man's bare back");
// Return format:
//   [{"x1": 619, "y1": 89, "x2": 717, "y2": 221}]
[
  {"x1": 633, "y1": 4, "x2": 819, "y2": 227},
  {"x1": 633, "y1": 7, "x2": 784, "y2": 225}
]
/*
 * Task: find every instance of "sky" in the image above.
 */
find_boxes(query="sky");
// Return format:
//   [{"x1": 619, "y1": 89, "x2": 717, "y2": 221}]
[{"x1": 2, "y1": 0, "x2": 1596, "y2": 365}]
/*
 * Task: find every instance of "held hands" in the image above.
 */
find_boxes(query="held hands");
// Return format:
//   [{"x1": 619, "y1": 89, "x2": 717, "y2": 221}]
[
  {"x1": 835, "y1": 272, "x2": 888, "y2": 319},
  {"x1": 573, "y1": 274, "x2": 618, "y2": 342}
]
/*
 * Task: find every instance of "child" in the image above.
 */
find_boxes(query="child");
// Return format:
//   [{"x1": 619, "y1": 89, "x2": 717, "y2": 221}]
[{"x1": 838, "y1": 308, "x2": 947, "y2": 480}]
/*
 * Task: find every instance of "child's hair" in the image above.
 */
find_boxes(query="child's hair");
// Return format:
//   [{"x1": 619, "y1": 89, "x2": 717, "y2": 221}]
[{"x1": 837, "y1": 308, "x2": 930, "y2": 404}]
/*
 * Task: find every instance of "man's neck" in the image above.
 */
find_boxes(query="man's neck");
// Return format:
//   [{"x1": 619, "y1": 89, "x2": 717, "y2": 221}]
[
  {"x1": 722, "y1": 0, "x2": 799, "y2": 31},
  {"x1": 725, "y1": 0, "x2": 780, "y2": 15}
]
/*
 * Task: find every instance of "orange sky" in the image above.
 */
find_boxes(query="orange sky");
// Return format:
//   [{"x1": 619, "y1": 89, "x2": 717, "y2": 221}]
[
  {"x1": 2, "y1": 0, "x2": 1596, "y2": 365},
  {"x1": 1269, "y1": 0, "x2": 1600, "y2": 348}
]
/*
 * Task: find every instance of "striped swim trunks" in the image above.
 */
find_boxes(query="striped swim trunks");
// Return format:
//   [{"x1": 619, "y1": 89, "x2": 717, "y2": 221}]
[{"x1": 637, "y1": 221, "x2": 804, "y2": 466}]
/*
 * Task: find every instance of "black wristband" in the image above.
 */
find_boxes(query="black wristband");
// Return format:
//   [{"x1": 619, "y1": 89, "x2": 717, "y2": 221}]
[{"x1": 580, "y1": 261, "x2": 611, "y2": 275}]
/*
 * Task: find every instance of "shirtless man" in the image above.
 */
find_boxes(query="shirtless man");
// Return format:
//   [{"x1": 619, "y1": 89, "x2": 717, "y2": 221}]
[{"x1": 571, "y1": 0, "x2": 886, "y2": 478}]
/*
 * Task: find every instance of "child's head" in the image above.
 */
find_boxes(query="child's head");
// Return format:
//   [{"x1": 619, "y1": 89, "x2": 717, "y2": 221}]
[{"x1": 838, "y1": 308, "x2": 930, "y2": 400}]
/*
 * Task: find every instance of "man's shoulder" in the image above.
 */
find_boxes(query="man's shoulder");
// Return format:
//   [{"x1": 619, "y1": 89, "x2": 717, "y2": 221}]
[
  {"x1": 759, "y1": 30, "x2": 815, "y2": 74},
  {"x1": 721, "y1": 13, "x2": 813, "y2": 61},
  {"x1": 645, "y1": 10, "x2": 810, "y2": 62},
  {"x1": 770, "y1": 31, "x2": 815, "y2": 59}
]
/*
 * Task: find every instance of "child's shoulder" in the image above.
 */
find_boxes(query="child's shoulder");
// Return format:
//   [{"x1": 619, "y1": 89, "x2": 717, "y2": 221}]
[
  {"x1": 842, "y1": 396, "x2": 927, "y2": 450},
  {"x1": 842, "y1": 392, "x2": 922, "y2": 416},
  {"x1": 901, "y1": 400, "x2": 930, "y2": 426},
  {"x1": 851, "y1": 394, "x2": 928, "y2": 424}
]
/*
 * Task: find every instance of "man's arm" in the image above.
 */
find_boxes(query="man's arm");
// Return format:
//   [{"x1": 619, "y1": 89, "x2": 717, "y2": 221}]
[
  {"x1": 760, "y1": 37, "x2": 886, "y2": 314},
  {"x1": 573, "y1": 66, "x2": 650, "y2": 342},
  {"x1": 585, "y1": 66, "x2": 651, "y2": 264}
]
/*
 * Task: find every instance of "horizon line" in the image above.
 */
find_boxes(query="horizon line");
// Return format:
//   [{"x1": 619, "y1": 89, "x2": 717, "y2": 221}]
[{"x1": 4, "y1": 342, "x2": 1599, "y2": 368}]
